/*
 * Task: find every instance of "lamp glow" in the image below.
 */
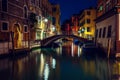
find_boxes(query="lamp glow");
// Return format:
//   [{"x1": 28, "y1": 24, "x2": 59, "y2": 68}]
[{"x1": 44, "y1": 18, "x2": 48, "y2": 22}]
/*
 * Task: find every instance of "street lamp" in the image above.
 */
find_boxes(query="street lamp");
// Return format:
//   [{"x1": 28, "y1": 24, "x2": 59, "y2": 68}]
[
  {"x1": 81, "y1": 27, "x2": 85, "y2": 32},
  {"x1": 44, "y1": 18, "x2": 48, "y2": 22}
]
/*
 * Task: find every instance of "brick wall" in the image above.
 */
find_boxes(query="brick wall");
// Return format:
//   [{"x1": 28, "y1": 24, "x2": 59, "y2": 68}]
[{"x1": 116, "y1": 41, "x2": 120, "y2": 53}]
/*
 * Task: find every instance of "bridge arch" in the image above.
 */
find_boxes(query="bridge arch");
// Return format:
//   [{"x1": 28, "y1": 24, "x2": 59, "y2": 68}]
[{"x1": 40, "y1": 35, "x2": 91, "y2": 46}]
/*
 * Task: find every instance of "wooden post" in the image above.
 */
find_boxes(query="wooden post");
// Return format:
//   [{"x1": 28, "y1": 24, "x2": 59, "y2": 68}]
[
  {"x1": 28, "y1": 32, "x2": 30, "y2": 49},
  {"x1": 107, "y1": 38, "x2": 111, "y2": 58},
  {"x1": 11, "y1": 31, "x2": 14, "y2": 54}
]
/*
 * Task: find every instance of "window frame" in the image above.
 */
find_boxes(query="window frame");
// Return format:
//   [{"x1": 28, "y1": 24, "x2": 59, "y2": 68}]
[
  {"x1": 23, "y1": 25, "x2": 28, "y2": 33},
  {"x1": 102, "y1": 27, "x2": 106, "y2": 38},
  {"x1": 87, "y1": 11, "x2": 91, "y2": 15},
  {"x1": 1, "y1": 0, "x2": 8, "y2": 12},
  {"x1": 87, "y1": 27, "x2": 91, "y2": 32},
  {"x1": 107, "y1": 25, "x2": 112, "y2": 38},
  {"x1": 99, "y1": 28, "x2": 102, "y2": 38},
  {"x1": 86, "y1": 19, "x2": 90, "y2": 24},
  {"x1": 1, "y1": 21, "x2": 9, "y2": 32},
  {"x1": 24, "y1": 6, "x2": 28, "y2": 18},
  {"x1": 96, "y1": 29, "x2": 98, "y2": 38},
  {"x1": 30, "y1": 0, "x2": 36, "y2": 5}
]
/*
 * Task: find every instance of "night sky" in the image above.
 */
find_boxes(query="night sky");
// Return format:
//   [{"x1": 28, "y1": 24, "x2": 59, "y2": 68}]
[{"x1": 49, "y1": 0, "x2": 97, "y2": 25}]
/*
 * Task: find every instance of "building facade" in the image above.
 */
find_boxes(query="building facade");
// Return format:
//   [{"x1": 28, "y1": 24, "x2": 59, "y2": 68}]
[
  {"x1": 52, "y1": 4, "x2": 61, "y2": 35},
  {"x1": 95, "y1": 0, "x2": 120, "y2": 56},
  {"x1": 0, "y1": 0, "x2": 58, "y2": 50},
  {"x1": 79, "y1": 8, "x2": 96, "y2": 40},
  {"x1": 0, "y1": 0, "x2": 55, "y2": 40},
  {"x1": 71, "y1": 14, "x2": 79, "y2": 35},
  {"x1": 0, "y1": 0, "x2": 27, "y2": 41}
]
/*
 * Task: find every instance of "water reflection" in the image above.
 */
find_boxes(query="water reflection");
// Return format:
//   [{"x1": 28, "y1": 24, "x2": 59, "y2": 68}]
[
  {"x1": 44, "y1": 63, "x2": 49, "y2": 80},
  {"x1": 39, "y1": 53, "x2": 44, "y2": 77},
  {"x1": 51, "y1": 58, "x2": 56, "y2": 69},
  {"x1": 71, "y1": 42, "x2": 74, "y2": 57},
  {"x1": 0, "y1": 40, "x2": 120, "y2": 80}
]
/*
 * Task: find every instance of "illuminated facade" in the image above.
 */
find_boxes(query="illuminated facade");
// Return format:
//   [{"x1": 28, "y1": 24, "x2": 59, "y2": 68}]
[
  {"x1": 79, "y1": 8, "x2": 96, "y2": 40},
  {"x1": 71, "y1": 14, "x2": 79, "y2": 35},
  {"x1": 0, "y1": 0, "x2": 54, "y2": 42},
  {"x1": 95, "y1": 0, "x2": 120, "y2": 56},
  {"x1": 28, "y1": 0, "x2": 53, "y2": 40},
  {"x1": 0, "y1": 0, "x2": 28, "y2": 41},
  {"x1": 52, "y1": 4, "x2": 61, "y2": 34}
]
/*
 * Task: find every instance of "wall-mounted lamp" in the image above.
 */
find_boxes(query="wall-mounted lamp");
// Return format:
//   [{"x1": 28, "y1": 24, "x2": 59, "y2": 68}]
[{"x1": 44, "y1": 18, "x2": 48, "y2": 22}]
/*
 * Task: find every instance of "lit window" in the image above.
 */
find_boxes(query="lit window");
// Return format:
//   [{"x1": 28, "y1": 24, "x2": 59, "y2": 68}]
[
  {"x1": 1, "y1": 22, "x2": 9, "y2": 31},
  {"x1": 99, "y1": 5, "x2": 103, "y2": 12}
]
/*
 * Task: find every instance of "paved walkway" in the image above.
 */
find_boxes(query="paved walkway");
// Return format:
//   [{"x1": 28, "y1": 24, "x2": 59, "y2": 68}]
[{"x1": 0, "y1": 41, "x2": 41, "y2": 55}]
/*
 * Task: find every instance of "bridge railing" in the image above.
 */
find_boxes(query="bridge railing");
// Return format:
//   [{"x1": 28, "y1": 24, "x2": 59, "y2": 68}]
[{"x1": 57, "y1": 31, "x2": 74, "y2": 35}]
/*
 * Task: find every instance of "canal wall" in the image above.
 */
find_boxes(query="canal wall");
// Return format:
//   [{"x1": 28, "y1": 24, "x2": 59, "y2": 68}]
[
  {"x1": 0, "y1": 42, "x2": 12, "y2": 55},
  {"x1": 0, "y1": 41, "x2": 40, "y2": 57}
]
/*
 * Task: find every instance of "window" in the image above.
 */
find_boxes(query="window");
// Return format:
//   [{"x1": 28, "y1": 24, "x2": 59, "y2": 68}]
[
  {"x1": 99, "y1": 5, "x2": 103, "y2": 11},
  {"x1": 52, "y1": 17, "x2": 56, "y2": 25},
  {"x1": 31, "y1": 0, "x2": 35, "y2": 4},
  {"x1": 99, "y1": 28, "x2": 102, "y2": 38},
  {"x1": 102, "y1": 27, "x2": 106, "y2": 38},
  {"x1": 24, "y1": 6, "x2": 28, "y2": 18},
  {"x1": 105, "y1": 0, "x2": 112, "y2": 12},
  {"x1": 98, "y1": 5, "x2": 103, "y2": 12},
  {"x1": 87, "y1": 27, "x2": 91, "y2": 32},
  {"x1": 96, "y1": 29, "x2": 98, "y2": 38},
  {"x1": 1, "y1": 22, "x2": 9, "y2": 31},
  {"x1": 2, "y1": 0, "x2": 7, "y2": 12},
  {"x1": 107, "y1": 25, "x2": 112, "y2": 38},
  {"x1": 86, "y1": 19, "x2": 90, "y2": 24},
  {"x1": 24, "y1": 25, "x2": 28, "y2": 33},
  {"x1": 87, "y1": 11, "x2": 91, "y2": 15},
  {"x1": 105, "y1": 3, "x2": 109, "y2": 12},
  {"x1": 39, "y1": 0, "x2": 41, "y2": 8},
  {"x1": 114, "y1": 0, "x2": 118, "y2": 5},
  {"x1": 52, "y1": 7, "x2": 56, "y2": 12}
]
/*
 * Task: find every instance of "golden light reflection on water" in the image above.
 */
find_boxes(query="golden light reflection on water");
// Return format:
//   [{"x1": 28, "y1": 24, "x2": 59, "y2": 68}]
[
  {"x1": 111, "y1": 60, "x2": 120, "y2": 79},
  {"x1": 117, "y1": 61, "x2": 120, "y2": 75},
  {"x1": 39, "y1": 53, "x2": 45, "y2": 77},
  {"x1": 72, "y1": 42, "x2": 74, "y2": 57},
  {"x1": 2, "y1": 40, "x2": 120, "y2": 80},
  {"x1": 56, "y1": 45, "x2": 62, "y2": 55}
]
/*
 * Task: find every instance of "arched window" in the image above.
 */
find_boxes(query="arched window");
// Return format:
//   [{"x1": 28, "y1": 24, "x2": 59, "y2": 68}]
[{"x1": 24, "y1": 6, "x2": 28, "y2": 18}]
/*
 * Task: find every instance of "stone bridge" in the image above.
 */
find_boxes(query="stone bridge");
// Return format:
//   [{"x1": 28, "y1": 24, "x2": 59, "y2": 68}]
[{"x1": 39, "y1": 35, "x2": 92, "y2": 47}]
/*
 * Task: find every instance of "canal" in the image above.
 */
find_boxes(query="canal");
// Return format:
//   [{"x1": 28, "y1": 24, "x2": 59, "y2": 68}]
[{"x1": 0, "y1": 39, "x2": 120, "y2": 80}]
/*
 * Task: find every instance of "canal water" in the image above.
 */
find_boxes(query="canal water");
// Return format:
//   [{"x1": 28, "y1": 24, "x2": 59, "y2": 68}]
[{"x1": 0, "y1": 39, "x2": 120, "y2": 80}]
